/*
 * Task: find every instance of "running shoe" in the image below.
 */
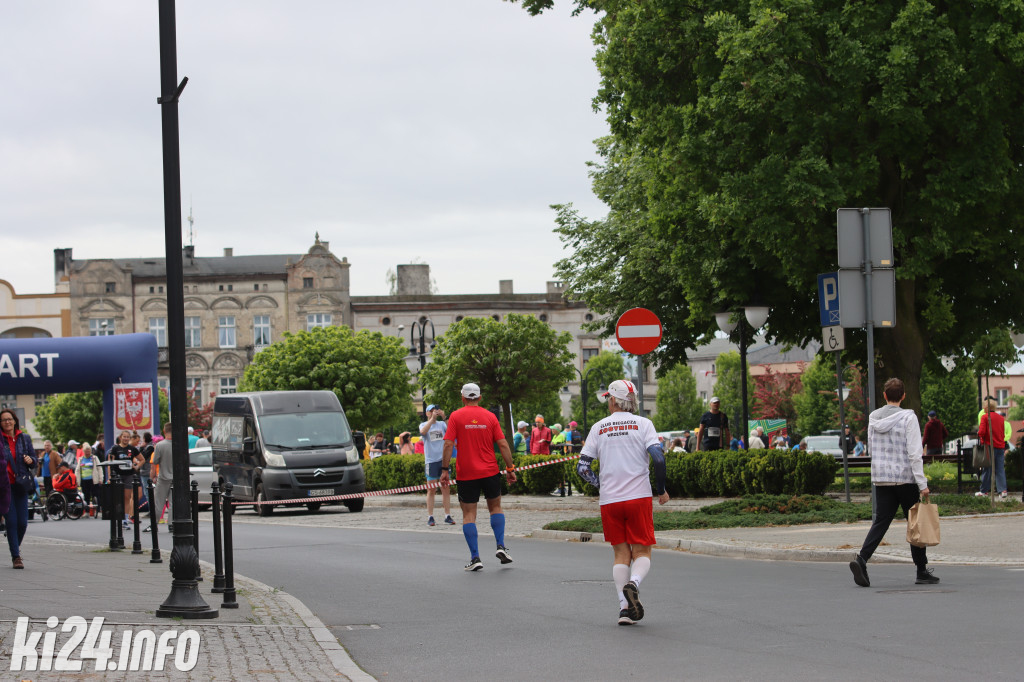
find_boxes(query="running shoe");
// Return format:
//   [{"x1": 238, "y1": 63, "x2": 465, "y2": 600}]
[
  {"x1": 495, "y1": 545, "x2": 512, "y2": 564},
  {"x1": 444, "y1": 515, "x2": 455, "y2": 525},
  {"x1": 465, "y1": 557, "x2": 483, "y2": 572},
  {"x1": 975, "y1": 491, "x2": 988, "y2": 497},
  {"x1": 427, "y1": 516, "x2": 435, "y2": 527},
  {"x1": 617, "y1": 608, "x2": 635, "y2": 626},
  {"x1": 622, "y1": 580, "x2": 644, "y2": 621}
]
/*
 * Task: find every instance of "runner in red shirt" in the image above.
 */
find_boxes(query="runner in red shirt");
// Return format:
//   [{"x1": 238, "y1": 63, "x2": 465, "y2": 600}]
[{"x1": 440, "y1": 383, "x2": 517, "y2": 571}]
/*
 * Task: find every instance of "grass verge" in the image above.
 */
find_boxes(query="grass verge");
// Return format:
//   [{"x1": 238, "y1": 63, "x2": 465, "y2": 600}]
[{"x1": 542, "y1": 493, "x2": 1024, "y2": 534}]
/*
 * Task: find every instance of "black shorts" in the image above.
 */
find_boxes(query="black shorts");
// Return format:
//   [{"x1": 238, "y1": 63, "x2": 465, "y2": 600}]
[{"x1": 457, "y1": 474, "x2": 502, "y2": 504}]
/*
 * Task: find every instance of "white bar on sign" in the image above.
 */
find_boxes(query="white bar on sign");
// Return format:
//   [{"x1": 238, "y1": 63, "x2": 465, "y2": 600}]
[{"x1": 617, "y1": 325, "x2": 661, "y2": 338}]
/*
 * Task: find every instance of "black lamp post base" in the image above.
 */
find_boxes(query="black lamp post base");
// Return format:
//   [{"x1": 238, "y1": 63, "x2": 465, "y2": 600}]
[{"x1": 156, "y1": 585, "x2": 220, "y2": 619}]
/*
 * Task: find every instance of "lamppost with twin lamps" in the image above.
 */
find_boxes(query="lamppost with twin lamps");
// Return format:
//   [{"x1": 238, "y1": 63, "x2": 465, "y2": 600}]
[
  {"x1": 400, "y1": 318, "x2": 435, "y2": 415},
  {"x1": 714, "y1": 306, "x2": 770, "y2": 448}
]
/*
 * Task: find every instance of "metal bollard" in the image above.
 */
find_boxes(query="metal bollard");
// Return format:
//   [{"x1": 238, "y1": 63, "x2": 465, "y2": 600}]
[
  {"x1": 131, "y1": 475, "x2": 143, "y2": 555},
  {"x1": 148, "y1": 478, "x2": 162, "y2": 563},
  {"x1": 106, "y1": 480, "x2": 120, "y2": 551},
  {"x1": 210, "y1": 482, "x2": 225, "y2": 593},
  {"x1": 221, "y1": 482, "x2": 238, "y2": 608},
  {"x1": 191, "y1": 480, "x2": 203, "y2": 582}
]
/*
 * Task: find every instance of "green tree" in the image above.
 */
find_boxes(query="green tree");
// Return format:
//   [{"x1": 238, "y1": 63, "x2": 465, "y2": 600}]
[
  {"x1": 712, "y1": 351, "x2": 753, "y2": 431},
  {"x1": 33, "y1": 391, "x2": 103, "y2": 445},
  {"x1": 569, "y1": 351, "x2": 624, "y2": 431},
  {"x1": 513, "y1": 391, "x2": 565, "y2": 428},
  {"x1": 920, "y1": 363, "x2": 976, "y2": 440},
  {"x1": 654, "y1": 363, "x2": 703, "y2": 431},
  {"x1": 793, "y1": 355, "x2": 839, "y2": 437},
  {"x1": 418, "y1": 314, "x2": 576, "y2": 445},
  {"x1": 239, "y1": 325, "x2": 414, "y2": 433},
  {"x1": 513, "y1": 0, "x2": 1024, "y2": 415}
]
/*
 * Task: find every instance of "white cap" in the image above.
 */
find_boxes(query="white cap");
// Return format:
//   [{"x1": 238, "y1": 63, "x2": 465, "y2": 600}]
[
  {"x1": 188, "y1": 426, "x2": 194, "y2": 433},
  {"x1": 517, "y1": 421, "x2": 529, "y2": 429},
  {"x1": 709, "y1": 396, "x2": 720, "y2": 404},
  {"x1": 461, "y1": 383, "x2": 481, "y2": 399},
  {"x1": 601, "y1": 379, "x2": 637, "y2": 401},
  {"x1": 67, "y1": 439, "x2": 79, "y2": 446}
]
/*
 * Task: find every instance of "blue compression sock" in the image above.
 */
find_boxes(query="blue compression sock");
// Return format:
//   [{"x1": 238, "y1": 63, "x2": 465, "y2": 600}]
[
  {"x1": 463, "y1": 522, "x2": 479, "y2": 558},
  {"x1": 490, "y1": 513, "x2": 505, "y2": 547}
]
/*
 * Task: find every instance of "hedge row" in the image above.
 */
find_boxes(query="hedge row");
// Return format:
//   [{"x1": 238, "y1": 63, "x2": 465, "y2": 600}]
[
  {"x1": 363, "y1": 454, "x2": 568, "y2": 496},
  {"x1": 363, "y1": 449, "x2": 838, "y2": 498}
]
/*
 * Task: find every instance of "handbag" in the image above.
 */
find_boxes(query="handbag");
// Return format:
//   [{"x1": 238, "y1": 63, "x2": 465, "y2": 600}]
[
  {"x1": 907, "y1": 495, "x2": 941, "y2": 548},
  {"x1": 8, "y1": 434, "x2": 35, "y2": 494},
  {"x1": 973, "y1": 443, "x2": 991, "y2": 468}
]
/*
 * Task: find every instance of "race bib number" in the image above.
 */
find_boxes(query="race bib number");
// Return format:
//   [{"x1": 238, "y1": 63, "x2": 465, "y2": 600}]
[{"x1": 706, "y1": 427, "x2": 721, "y2": 437}]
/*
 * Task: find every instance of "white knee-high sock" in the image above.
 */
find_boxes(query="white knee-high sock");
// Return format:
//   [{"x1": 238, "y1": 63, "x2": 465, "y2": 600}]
[
  {"x1": 613, "y1": 563, "x2": 630, "y2": 608},
  {"x1": 630, "y1": 556, "x2": 651, "y2": 586}
]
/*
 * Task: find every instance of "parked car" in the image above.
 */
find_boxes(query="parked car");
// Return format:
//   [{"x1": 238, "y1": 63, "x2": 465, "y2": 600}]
[
  {"x1": 802, "y1": 435, "x2": 844, "y2": 458},
  {"x1": 189, "y1": 447, "x2": 215, "y2": 509}
]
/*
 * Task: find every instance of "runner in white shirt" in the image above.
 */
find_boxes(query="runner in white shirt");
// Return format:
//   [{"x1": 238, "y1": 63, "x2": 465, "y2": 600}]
[{"x1": 577, "y1": 379, "x2": 669, "y2": 626}]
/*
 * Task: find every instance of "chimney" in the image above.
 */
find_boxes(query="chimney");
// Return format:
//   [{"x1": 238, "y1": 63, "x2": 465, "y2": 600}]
[
  {"x1": 396, "y1": 264, "x2": 431, "y2": 296},
  {"x1": 499, "y1": 280, "x2": 513, "y2": 295},
  {"x1": 183, "y1": 245, "x2": 195, "y2": 263},
  {"x1": 53, "y1": 248, "x2": 73, "y2": 285},
  {"x1": 224, "y1": 247, "x2": 233, "y2": 257}
]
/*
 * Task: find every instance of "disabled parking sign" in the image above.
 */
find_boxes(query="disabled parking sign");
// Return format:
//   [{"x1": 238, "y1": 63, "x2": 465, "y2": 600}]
[{"x1": 817, "y1": 272, "x2": 840, "y2": 327}]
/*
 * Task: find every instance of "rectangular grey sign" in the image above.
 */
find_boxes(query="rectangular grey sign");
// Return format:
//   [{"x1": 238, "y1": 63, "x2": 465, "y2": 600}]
[
  {"x1": 838, "y1": 269, "x2": 896, "y2": 328},
  {"x1": 837, "y1": 208, "x2": 894, "y2": 269}
]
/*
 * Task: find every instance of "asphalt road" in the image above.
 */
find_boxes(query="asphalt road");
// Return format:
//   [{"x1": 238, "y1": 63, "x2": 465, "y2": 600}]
[{"x1": 26, "y1": 514, "x2": 1024, "y2": 681}]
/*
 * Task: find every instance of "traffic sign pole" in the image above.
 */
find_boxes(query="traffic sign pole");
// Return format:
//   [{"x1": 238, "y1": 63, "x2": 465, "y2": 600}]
[{"x1": 615, "y1": 308, "x2": 663, "y2": 418}]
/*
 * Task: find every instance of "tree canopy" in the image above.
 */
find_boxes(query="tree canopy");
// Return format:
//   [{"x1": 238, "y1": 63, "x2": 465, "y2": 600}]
[
  {"x1": 513, "y1": 0, "x2": 1024, "y2": 414},
  {"x1": 569, "y1": 350, "x2": 624, "y2": 431},
  {"x1": 653, "y1": 363, "x2": 703, "y2": 431},
  {"x1": 417, "y1": 314, "x2": 576, "y2": 443},
  {"x1": 240, "y1": 325, "x2": 414, "y2": 433},
  {"x1": 919, "y1": 363, "x2": 976, "y2": 440}
]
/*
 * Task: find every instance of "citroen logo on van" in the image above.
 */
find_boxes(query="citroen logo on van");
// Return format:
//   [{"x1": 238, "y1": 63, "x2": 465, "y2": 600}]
[{"x1": 313, "y1": 468, "x2": 326, "y2": 477}]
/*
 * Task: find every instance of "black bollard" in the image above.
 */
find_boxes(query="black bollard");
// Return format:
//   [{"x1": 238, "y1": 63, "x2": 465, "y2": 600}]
[
  {"x1": 191, "y1": 480, "x2": 203, "y2": 582},
  {"x1": 148, "y1": 478, "x2": 162, "y2": 563},
  {"x1": 131, "y1": 475, "x2": 143, "y2": 555},
  {"x1": 210, "y1": 482, "x2": 225, "y2": 593},
  {"x1": 105, "y1": 480, "x2": 120, "y2": 552},
  {"x1": 221, "y1": 482, "x2": 238, "y2": 609}
]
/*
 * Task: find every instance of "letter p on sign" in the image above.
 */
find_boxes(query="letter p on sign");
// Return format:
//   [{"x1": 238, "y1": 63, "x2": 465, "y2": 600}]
[{"x1": 818, "y1": 272, "x2": 840, "y2": 326}]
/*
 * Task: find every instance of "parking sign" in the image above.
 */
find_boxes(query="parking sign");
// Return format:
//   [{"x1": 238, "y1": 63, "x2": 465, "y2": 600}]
[{"x1": 817, "y1": 272, "x2": 840, "y2": 327}]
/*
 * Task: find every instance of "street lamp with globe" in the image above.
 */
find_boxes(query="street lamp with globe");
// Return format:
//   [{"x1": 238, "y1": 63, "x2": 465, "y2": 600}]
[{"x1": 715, "y1": 306, "x2": 770, "y2": 446}]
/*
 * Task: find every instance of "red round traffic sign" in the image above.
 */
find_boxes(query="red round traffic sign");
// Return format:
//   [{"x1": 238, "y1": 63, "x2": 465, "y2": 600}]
[{"x1": 615, "y1": 307, "x2": 662, "y2": 355}]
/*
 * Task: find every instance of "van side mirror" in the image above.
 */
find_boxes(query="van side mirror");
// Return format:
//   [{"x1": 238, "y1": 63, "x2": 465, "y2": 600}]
[{"x1": 243, "y1": 437, "x2": 255, "y2": 454}]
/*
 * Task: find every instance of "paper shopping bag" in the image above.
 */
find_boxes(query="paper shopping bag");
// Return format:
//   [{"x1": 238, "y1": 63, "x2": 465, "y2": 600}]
[{"x1": 907, "y1": 497, "x2": 941, "y2": 548}]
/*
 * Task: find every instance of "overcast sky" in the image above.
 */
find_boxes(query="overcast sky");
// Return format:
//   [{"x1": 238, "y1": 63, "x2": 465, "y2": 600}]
[{"x1": 1, "y1": 1, "x2": 607, "y2": 298}]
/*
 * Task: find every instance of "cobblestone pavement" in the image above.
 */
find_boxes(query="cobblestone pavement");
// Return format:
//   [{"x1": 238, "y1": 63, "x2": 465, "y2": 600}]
[{"x1": 0, "y1": 537, "x2": 369, "y2": 681}]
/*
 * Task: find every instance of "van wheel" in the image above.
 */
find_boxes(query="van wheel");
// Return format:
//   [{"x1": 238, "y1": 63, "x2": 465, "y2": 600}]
[
  {"x1": 344, "y1": 498, "x2": 364, "y2": 513},
  {"x1": 306, "y1": 502, "x2": 321, "y2": 513},
  {"x1": 254, "y1": 483, "x2": 274, "y2": 517}
]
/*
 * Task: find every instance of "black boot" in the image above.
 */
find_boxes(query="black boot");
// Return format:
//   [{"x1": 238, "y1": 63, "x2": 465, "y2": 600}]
[
  {"x1": 915, "y1": 567, "x2": 939, "y2": 585},
  {"x1": 849, "y1": 555, "x2": 870, "y2": 587}
]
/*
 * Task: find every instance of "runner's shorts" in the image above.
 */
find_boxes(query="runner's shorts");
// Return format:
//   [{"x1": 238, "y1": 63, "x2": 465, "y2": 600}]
[
  {"x1": 600, "y1": 497, "x2": 656, "y2": 546},
  {"x1": 457, "y1": 474, "x2": 502, "y2": 504},
  {"x1": 426, "y1": 460, "x2": 443, "y2": 481}
]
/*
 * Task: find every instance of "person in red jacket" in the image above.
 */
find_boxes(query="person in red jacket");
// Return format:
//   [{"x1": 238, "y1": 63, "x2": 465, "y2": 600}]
[
  {"x1": 529, "y1": 415, "x2": 553, "y2": 455},
  {"x1": 922, "y1": 410, "x2": 949, "y2": 456},
  {"x1": 52, "y1": 462, "x2": 77, "y2": 494},
  {"x1": 977, "y1": 400, "x2": 1007, "y2": 498}
]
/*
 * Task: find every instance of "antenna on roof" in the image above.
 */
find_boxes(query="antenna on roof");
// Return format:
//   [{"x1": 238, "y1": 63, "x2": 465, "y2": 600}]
[{"x1": 187, "y1": 197, "x2": 195, "y2": 247}]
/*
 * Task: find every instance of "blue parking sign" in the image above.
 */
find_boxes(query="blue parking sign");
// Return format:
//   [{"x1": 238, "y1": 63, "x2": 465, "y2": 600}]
[{"x1": 817, "y1": 272, "x2": 840, "y2": 327}]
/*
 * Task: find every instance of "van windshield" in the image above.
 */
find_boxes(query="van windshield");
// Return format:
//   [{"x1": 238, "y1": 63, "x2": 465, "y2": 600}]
[{"x1": 259, "y1": 411, "x2": 352, "y2": 451}]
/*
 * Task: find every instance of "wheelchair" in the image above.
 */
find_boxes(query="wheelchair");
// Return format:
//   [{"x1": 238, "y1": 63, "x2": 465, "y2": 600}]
[{"x1": 46, "y1": 489, "x2": 85, "y2": 520}]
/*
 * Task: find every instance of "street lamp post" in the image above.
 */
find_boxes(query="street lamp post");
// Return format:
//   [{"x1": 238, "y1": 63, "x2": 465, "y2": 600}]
[
  {"x1": 715, "y1": 306, "x2": 769, "y2": 448},
  {"x1": 408, "y1": 318, "x2": 435, "y2": 413}
]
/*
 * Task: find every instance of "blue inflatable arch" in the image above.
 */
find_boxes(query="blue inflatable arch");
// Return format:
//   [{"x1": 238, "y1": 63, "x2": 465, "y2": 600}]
[{"x1": 0, "y1": 333, "x2": 160, "y2": 445}]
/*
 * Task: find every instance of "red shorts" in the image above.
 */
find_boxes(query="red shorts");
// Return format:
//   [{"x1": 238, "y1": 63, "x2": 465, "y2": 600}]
[{"x1": 600, "y1": 497, "x2": 656, "y2": 546}]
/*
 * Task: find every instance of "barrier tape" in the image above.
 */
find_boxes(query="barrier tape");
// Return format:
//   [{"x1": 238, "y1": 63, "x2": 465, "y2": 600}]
[{"x1": 233, "y1": 453, "x2": 581, "y2": 506}]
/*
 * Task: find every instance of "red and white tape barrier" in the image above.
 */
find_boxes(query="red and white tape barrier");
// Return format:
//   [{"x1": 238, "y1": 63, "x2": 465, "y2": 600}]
[{"x1": 234, "y1": 453, "x2": 581, "y2": 506}]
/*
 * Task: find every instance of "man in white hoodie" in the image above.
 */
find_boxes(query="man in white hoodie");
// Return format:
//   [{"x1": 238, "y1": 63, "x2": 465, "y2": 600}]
[{"x1": 849, "y1": 377, "x2": 938, "y2": 587}]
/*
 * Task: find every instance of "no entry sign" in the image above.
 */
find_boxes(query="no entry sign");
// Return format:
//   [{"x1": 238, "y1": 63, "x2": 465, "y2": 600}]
[{"x1": 615, "y1": 307, "x2": 662, "y2": 355}]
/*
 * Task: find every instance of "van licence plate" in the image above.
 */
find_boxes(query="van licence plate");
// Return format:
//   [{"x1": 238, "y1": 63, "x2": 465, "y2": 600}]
[{"x1": 308, "y1": 488, "x2": 333, "y2": 497}]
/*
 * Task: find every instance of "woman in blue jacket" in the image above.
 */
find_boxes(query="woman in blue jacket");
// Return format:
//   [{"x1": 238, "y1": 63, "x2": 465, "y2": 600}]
[{"x1": 1, "y1": 408, "x2": 38, "y2": 569}]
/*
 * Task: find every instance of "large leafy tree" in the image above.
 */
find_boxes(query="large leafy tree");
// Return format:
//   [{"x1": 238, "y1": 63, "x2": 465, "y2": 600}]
[
  {"x1": 513, "y1": 391, "x2": 566, "y2": 428},
  {"x1": 752, "y1": 365, "x2": 803, "y2": 426},
  {"x1": 653, "y1": 363, "x2": 703, "y2": 431},
  {"x1": 240, "y1": 326, "x2": 414, "y2": 433},
  {"x1": 793, "y1": 355, "x2": 838, "y2": 436},
  {"x1": 711, "y1": 351, "x2": 753, "y2": 430},
  {"x1": 418, "y1": 314, "x2": 576, "y2": 445},
  {"x1": 569, "y1": 350, "x2": 624, "y2": 431},
  {"x1": 512, "y1": 0, "x2": 1024, "y2": 415}
]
